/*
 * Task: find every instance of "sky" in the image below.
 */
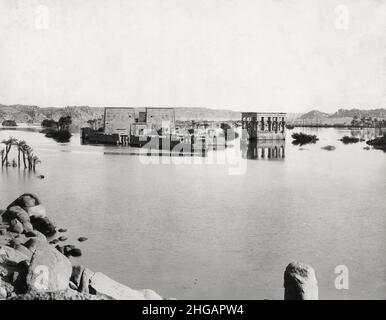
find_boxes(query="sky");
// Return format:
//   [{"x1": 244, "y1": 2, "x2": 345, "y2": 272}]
[{"x1": 0, "y1": 0, "x2": 385, "y2": 113}]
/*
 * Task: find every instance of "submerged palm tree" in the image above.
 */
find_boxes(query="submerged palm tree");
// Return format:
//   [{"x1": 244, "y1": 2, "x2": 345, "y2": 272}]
[
  {"x1": 1, "y1": 136, "x2": 18, "y2": 167},
  {"x1": 32, "y1": 155, "x2": 41, "y2": 171},
  {"x1": 16, "y1": 139, "x2": 26, "y2": 168},
  {"x1": 0, "y1": 149, "x2": 4, "y2": 167}
]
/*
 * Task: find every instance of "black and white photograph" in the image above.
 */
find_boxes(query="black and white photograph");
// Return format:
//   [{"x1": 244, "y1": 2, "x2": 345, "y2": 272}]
[{"x1": 0, "y1": 0, "x2": 385, "y2": 309}]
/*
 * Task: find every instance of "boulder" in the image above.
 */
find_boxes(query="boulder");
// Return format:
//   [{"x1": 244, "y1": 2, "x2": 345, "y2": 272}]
[
  {"x1": 55, "y1": 245, "x2": 65, "y2": 255},
  {"x1": 25, "y1": 241, "x2": 72, "y2": 292},
  {"x1": 24, "y1": 238, "x2": 48, "y2": 252},
  {"x1": 58, "y1": 236, "x2": 67, "y2": 242},
  {"x1": 78, "y1": 237, "x2": 88, "y2": 242},
  {"x1": 9, "y1": 219, "x2": 24, "y2": 234},
  {"x1": 0, "y1": 286, "x2": 7, "y2": 299},
  {"x1": 71, "y1": 265, "x2": 94, "y2": 293},
  {"x1": 2, "y1": 206, "x2": 30, "y2": 224},
  {"x1": 0, "y1": 245, "x2": 30, "y2": 265},
  {"x1": 70, "y1": 265, "x2": 85, "y2": 288},
  {"x1": 79, "y1": 267, "x2": 94, "y2": 293},
  {"x1": 26, "y1": 205, "x2": 46, "y2": 218},
  {"x1": 89, "y1": 272, "x2": 162, "y2": 300},
  {"x1": 58, "y1": 228, "x2": 67, "y2": 233},
  {"x1": 30, "y1": 216, "x2": 56, "y2": 237},
  {"x1": 13, "y1": 244, "x2": 33, "y2": 259},
  {"x1": 22, "y1": 221, "x2": 34, "y2": 234},
  {"x1": 69, "y1": 248, "x2": 82, "y2": 257},
  {"x1": 284, "y1": 262, "x2": 318, "y2": 300},
  {"x1": 25, "y1": 230, "x2": 46, "y2": 240},
  {"x1": 7, "y1": 194, "x2": 41, "y2": 210}
]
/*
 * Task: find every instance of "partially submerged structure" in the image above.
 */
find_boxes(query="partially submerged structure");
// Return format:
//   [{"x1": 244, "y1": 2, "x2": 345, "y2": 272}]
[
  {"x1": 82, "y1": 107, "x2": 180, "y2": 147},
  {"x1": 241, "y1": 112, "x2": 286, "y2": 140}
]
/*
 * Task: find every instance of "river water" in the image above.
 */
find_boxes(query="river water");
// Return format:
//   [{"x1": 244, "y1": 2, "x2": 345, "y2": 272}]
[{"x1": 0, "y1": 127, "x2": 385, "y2": 299}]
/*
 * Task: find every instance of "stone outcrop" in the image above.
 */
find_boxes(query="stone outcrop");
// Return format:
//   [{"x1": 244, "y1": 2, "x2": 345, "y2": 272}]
[
  {"x1": 26, "y1": 240, "x2": 72, "y2": 292},
  {"x1": 88, "y1": 272, "x2": 163, "y2": 300},
  {"x1": 30, "y1": 217, "x2": 56, "y2": 237},
  {"x1": 284, "y1": 262, "x2": 318, "y2": 300}
]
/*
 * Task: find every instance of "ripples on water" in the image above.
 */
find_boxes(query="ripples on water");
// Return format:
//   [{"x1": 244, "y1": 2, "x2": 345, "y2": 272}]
[{"x1": 0, "y1": 127, "x2": 385, "y2": 299}]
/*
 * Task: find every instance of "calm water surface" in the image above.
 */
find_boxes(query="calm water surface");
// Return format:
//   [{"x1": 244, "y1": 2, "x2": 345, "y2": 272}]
[{"x1": 0, "y1": 127, "x2": 385, "y2": 299}]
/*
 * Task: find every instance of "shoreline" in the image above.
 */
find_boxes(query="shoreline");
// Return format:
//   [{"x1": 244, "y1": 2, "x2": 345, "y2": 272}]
[{"x1": 0, "y1": 193, "x2": 165, "y2": 300}]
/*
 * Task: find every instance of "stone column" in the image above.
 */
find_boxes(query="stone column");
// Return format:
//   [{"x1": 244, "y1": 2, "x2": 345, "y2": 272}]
[{"x1": 284, "y1": 262, "x2": 318, "y2": 300}]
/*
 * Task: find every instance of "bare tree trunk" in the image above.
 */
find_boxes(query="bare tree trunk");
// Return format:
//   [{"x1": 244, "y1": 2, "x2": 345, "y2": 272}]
[
  {"x1": 18, "y1": 148, "x2": 21, "y2": 167},
  {"x1": 23, "y1": 152, "x2": 27, "y2": 169},
  {"x1": 3, "y1": 144, "x2": 11, "y2": 166}
]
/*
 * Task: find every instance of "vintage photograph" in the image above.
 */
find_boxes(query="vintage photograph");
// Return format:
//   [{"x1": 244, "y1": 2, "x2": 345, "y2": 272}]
[{"x1": 0, "y1": 0, "x2": 385, "y2": 304}]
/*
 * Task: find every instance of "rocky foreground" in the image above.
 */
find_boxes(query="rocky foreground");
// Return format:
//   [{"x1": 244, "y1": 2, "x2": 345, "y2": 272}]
[{"x1": 0, "y1": 193, "x2": 164, "y2": 300}]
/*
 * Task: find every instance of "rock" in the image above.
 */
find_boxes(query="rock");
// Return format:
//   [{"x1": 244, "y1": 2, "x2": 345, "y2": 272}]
[
  {"x1": 78, "y1": 237, "x2": 88, "y2": 242},
  {"x1": 89, "y1": 272, "x2": 162, "y2": 300},
  {"x1": 2, "y1": 206, "x2": 30, "y2": 224},
  {"x1": 13, "y1": 244, "x2": 33, "y2": 259},
  {"x1": 79, "y1": 268, "x2": 94, "y2": 293},
  {"x1": 24, "y1": 238, "x2": 48, "y2": 253},
  {"x1": 9, "y1": 219, "x2": 24, "y2": 234},
  {"x1": 30, "y1": 216, "x2": 56, "y2": 237},
  {"x1": 70, "y1": 265, "x2": 85, "y2": 288},
  {"x1": 58, "y1": 228, "x2": 67, "y2": 233},
  {"x1": 284, "y1": 262, "x2": 318, "y2": 300},
  {"x1": 71, "y1": 265, "x2": 94, "y2": 293},
  {"x1": 26, "y1": 205, "x2": 47, "y2": 218},
  {"x1": 69, "y1": 248, "x2": 82, "y2": 257},
  {"x1": 58, "y1": 236, "x2": 67, "y2": 242},
  {"x1": 22, "y1": 221, "x2": 34, "y2": 234},
  {"x1": 49, "y1": 239, "x2": 59, "y2": 245},
  {"x1": 0, "y1": 245, "x2": 30, "y2": 265},
  {"x1": 55, "y1": 245, "x2": 65, "y2": 255},
  {"x1": 25, "y1": 230, "x2": 46, "y2": 240},
  {"x1": 7, "y1": 194, "x2": 41, "y2": 209},
  {"x1": 142, "y1": 289, "x2": 164, "y2": 300},
  {"x1": 321, "y1": 145, "x2": 336, "y2": 151},
  {"x1": 0, "y1": 286, "x2": 7, "y2": 299},
  {"x1": 8, "y1": 234, "x2": 29, "y2": 247},
  {"x1": 26, "y1": 241, "x2": 72, "y2": 292},
  {"x1": 10, "y1": 289, "x2": 106, "y2": 300}
]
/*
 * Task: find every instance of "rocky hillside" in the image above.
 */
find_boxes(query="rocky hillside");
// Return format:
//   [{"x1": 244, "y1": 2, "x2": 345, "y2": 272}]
[
  {"x1": 299, "y1": 110, "x2": 330, "y2": 120},
  {"x1": 0, "y1": 104, "x2": 240, "y2": 126},
  {"x1": 0, "y1": 105, "x2": 104, "y2": 128},
  {"x1": 292, "y1": 108, "x2": 386, "y2": 125},
  {"x1": 330, "y1": 108, "x2": 386, "y2": 119}
]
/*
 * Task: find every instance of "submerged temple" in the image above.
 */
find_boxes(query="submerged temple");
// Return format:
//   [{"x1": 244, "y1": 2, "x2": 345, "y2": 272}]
[{"x1": 241, "y1": 112, "x2": 286, "y2": 140}]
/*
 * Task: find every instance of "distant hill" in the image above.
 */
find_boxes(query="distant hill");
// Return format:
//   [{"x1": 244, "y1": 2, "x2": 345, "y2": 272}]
[
  {"x1": 292, "y1": 108, "x2": 386, "y2": 125},
  {"x1": 299, "y1": 110, "x2": 329, "y2": 120},
  {"x1": 0, "y1": 104, "x2": 241, "y2": 126},
  {"x1": 1, "y1": 104, "x2": 385, "y2": 127},
  {"x1": 330, "y1": 108, "x2": 386, "y2": 119},
  {"x1": 0, "y1": 104, "x2": 104, "y2": 128}
]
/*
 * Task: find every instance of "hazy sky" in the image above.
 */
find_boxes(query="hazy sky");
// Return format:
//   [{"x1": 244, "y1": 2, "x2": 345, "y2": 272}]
[{"x1": 0, "y1": 0, "x2": 385, "y2": 112}]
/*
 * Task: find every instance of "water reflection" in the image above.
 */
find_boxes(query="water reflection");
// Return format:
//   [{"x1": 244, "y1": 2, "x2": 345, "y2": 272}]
[
  {"x1": 241, "y1": 140, "x2": 285, "y2": 160},
  {"x1": 349, "y1": 127, "x2": 386, "y2": 140}
]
